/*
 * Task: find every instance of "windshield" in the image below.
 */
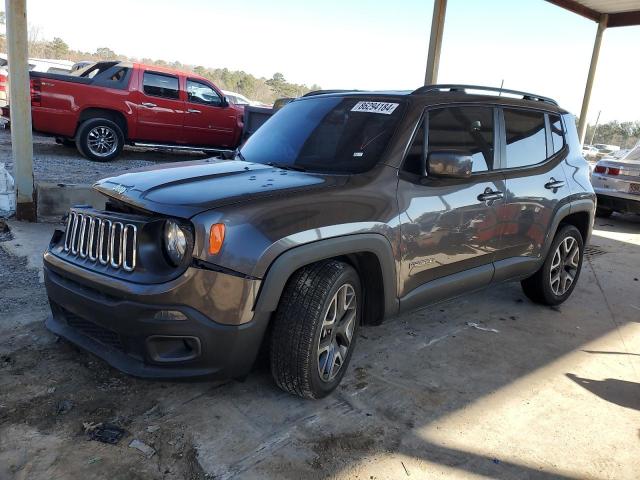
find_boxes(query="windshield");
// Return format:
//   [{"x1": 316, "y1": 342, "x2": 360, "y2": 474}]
[
  {"x1": 240, "y1": 96, "x2": 406, "y2": 173},
  {"x1": 623, "y1": 146, "x2": 640, "y2": 161}
]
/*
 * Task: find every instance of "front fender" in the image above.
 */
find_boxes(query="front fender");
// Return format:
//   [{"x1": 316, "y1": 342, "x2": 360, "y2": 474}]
[{"x1": 253, "y1": 233, "x2": 399, "y2": 319}]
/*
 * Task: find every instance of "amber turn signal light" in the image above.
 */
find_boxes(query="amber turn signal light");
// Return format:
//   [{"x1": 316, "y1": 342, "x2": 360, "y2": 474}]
[{"x1": 209, "y1": 223, "x2": 226, "y2": 255}]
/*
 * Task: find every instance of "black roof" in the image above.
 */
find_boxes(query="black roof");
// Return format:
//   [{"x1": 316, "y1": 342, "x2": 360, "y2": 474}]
[{"x1": 301, "y1": 84, "x2": 566, "y2": 113}]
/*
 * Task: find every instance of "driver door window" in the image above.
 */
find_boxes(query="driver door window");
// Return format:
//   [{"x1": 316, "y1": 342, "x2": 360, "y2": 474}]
[
  {"x1": 427, "y1": 106, "x2": 495, "y2": 173},
  {"x1": 187, "y1": 79, "x2": 222, "y2": 106},
  {"x1": 183, "y1": 78, "x2": 234, "y2": 147}
]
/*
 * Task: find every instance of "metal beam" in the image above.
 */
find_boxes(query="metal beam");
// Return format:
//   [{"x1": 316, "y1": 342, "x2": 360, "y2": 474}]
[
  {"x1": 545, "y1": 0, "x2": 640, "y2": 28},
  {"x1": 608, "y1": 10, "x2": 640, "y2": 27},
  {"x1": 578, "y1": 14, "x2": 607, "y2": 146},
  {"x1": 544, "y1": 0, "x2": 600, "y2": 22},
  {"x1": 424, "y1": 0, "x2": 447, "y2": 85},
  {"x1": 5, "y1": 0, "x2": 36, "y2": 221}
]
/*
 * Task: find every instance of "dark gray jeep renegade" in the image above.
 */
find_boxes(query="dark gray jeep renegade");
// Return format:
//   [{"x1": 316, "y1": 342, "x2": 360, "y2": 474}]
[{"x1": 44, "y1": 85, "x2": 595, "y2": 398}]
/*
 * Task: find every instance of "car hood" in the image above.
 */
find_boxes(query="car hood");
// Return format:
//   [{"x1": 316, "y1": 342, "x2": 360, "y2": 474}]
[{"x1": 93, "y1": 159, "x2": 348, "y2": 218}]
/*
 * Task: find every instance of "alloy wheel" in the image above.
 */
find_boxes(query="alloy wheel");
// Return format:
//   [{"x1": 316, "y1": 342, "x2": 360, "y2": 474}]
[
  {"x1": 87, "y1": 126, "x2": 118, "y2": 157},
  {"x1": 317, "y1": 283, "x2": 357, "y2": 382},
  {"x1": 550, "y1": 236, "x2": 580, "y2": 296}
]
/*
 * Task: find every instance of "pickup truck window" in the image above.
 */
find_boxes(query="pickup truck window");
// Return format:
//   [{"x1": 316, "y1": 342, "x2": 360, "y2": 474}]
[
  {"x1": 143, "y1": 72, "x2": 179, "y2": 100},
  {"x1": 73, "y1": 61, "x2": 119, "y2": 79},
  {"x1": 186, "y1": 79, "x2": 222, "y2": 106},
  {"x1": 240, "y1": 96, "x2": 406, "y2": 174}
]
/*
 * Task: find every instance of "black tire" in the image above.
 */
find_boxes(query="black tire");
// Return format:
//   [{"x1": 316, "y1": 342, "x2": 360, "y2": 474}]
[
  {"x1": 270, "y1": 260, "x2": 361, "y2": 399},
  {"x1": 55, "y1": 137, "x2": 76, "y2": 147},
  {"x1": 521, "y1": 225, "x2": 584, "y2": 306},
  {"x1": 75, "y1": 118, "x2": 124, "y2": 162},
  {"x1": 595, "y1": 206, "x2": 613, "y2": 218}
]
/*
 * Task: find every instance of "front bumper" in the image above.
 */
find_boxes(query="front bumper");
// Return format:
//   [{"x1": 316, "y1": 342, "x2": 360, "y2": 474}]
[{"x1": 44, "y1": 251, "x2": 268, "y2": 379}]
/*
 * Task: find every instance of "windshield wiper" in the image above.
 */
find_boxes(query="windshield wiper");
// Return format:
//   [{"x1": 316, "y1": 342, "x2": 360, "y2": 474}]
[{"x1": 266, "y1": 162, "x2": 307, "y2": 172}]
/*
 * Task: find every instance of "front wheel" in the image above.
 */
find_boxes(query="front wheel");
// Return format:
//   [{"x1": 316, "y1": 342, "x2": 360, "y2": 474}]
[
  {"x1": 75, "y1": 118, "x2": 124, "y2": 162},
  {"x1": 270, "y1": 260, "x2": 361, "y2": 399},
  {"x1": 521, "y1": 224, "x2": 584, "y2": 305}
]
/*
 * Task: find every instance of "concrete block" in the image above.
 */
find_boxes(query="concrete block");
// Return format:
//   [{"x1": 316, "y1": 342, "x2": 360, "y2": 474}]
[{"x1": 36, "y1": 182, "x2": 106, "y2": 220}]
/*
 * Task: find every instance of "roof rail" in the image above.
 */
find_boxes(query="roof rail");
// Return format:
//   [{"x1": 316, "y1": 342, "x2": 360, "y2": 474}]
[
  {"x1": 411, "y1": 84, "x2": 558, "y2": 106},
  {"x1": 302, "y1": 89, "x2": 361, "y2": 97}
]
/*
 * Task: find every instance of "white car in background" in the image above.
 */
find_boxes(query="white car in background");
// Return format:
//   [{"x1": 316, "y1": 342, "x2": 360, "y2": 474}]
[
  {"x1": 0, "y1": 54, "x2": 74, "y2": 107},
  {"x1": 591, "y1": 145, "x2": 640, "y2": 217},
  {"x1": 593, "y1": 143, "x2": 620, "y2": 154},
  {"x1": 222, "y1": 90, "x2": 253, "y2": 106},
  {"x1": 582, "y1": 145, "x2": 600, "y2": 161},
  {"x1": 221, "y1": 89, "x2": 271, "y2": 108}
]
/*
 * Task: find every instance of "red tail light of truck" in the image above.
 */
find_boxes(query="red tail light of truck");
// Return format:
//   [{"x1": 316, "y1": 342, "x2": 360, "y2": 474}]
[{"x1": 30, "y1": 77, "x2": 42, "y2": 106}]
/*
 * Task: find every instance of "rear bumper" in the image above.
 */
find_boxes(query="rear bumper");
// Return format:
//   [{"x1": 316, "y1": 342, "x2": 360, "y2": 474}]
[
  {"x1": 44, "y1": 253, "x2": 269, "y2": 379},
  {"x1": 596, "y1": 193, "x2": 640, "y2": 214}
]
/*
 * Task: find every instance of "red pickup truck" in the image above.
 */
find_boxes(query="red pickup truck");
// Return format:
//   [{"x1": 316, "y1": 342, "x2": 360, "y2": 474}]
[{"x1": 3, "y1": 61, "x2": 244, "y2": 161}]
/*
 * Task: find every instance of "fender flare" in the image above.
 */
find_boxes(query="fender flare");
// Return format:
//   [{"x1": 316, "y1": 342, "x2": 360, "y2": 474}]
[
  {"x1": 541, "y1": 198, "x2": 595, "y2": 259},
  {"x1": 76, "y1": 107, "x2": 131, "y2": 138},
  {"x1": 253, "y1": 233, "x2": 399, "y2": 318}
]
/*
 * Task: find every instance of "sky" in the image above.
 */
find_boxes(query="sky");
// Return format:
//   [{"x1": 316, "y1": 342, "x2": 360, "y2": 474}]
[{"x1": 22, "y1": 0, "x2": 640, "y2": 123}]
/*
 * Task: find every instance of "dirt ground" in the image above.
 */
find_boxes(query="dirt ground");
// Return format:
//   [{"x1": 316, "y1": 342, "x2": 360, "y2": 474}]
[{"x1": 1, "y1": 213, "x2": 640, "y2": 480}]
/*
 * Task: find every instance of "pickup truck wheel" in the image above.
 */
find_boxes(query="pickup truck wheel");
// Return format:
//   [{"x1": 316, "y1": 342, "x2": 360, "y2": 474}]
[
  {"x1": 270, "y1": 260, "x2": 361, "y2": 399},
  {"x1": 76, "y1": 118, "x2": 124, "y2": 162},
  {"x1": 521, "y1": 225, "x2": 584, "y2": 306}
]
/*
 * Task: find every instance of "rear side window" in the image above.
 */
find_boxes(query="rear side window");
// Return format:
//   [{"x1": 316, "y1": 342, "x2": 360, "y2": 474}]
[
  {"x1": 143, "y1": 72, "x2": 179, "y2": 99},
  {"x1": 549, "y1": 114, "x2": 565, "y2": 155},
  {"x1": 504, "y1": 109, "x2": 547, "y2": 168},
  {"x1": 427, "y1": 106, "x2": 495, "y2": 173}
]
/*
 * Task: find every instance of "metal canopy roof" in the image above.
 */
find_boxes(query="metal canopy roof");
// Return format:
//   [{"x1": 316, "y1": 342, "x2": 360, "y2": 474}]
[{"x1": 546, "y1": 0, "x2": 640, "y2": 26}]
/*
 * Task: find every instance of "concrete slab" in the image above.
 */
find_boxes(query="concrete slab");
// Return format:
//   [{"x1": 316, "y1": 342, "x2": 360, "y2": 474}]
[
  {"x1": 36, "y1": 182, "x2": 106, "y2": 221},
  {"x1": 183, "y1": 214, "x2": 640, "y2": 479}
]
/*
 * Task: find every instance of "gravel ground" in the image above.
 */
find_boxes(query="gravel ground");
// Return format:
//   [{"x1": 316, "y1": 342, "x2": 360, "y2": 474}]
[
  {"x1": 0, "y1": 229, "x2": 48, "y2": 318},
  {"x1": 0, "y1": 128, "x2": 210, "y2": 185}
]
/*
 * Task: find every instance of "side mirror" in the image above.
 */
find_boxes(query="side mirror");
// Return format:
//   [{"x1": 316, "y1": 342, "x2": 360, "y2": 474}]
[
  {"x1": 427, "y1": 151, "x2": 473, "y2": 179},
  {"x1": 220, "y1": 96, "x2": 229, "y2": 108}
]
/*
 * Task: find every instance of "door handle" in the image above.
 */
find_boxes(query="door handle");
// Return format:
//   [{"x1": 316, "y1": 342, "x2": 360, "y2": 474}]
[
  {"x1": 187, "y1": 109, "x2": 201, "y2": 114},
  {"x1": 141, "y1": 102, "x2": 157, "y2": 108},
  {"x1": 544, "y1": 178, "x2": 565, "y2": 190},
  {"x1": 477, "y1": 188, "x2": 504, "y2": 203}
]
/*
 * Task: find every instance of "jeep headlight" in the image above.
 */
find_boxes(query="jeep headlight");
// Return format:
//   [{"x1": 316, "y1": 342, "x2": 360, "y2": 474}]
[{"x1": 163, "y1": 219, "x2": 187, "y2": 266}]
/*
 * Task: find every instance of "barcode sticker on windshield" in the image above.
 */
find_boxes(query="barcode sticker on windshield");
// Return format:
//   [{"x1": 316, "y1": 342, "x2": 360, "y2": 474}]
[{"x1": 351, "y1": 101, "x2": 399, "y2": 115}]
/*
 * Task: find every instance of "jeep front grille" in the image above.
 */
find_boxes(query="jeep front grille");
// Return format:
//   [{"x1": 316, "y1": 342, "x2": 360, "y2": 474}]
[{"x1": 64, "y1": 211, "x2": 137, "y2": 272}]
